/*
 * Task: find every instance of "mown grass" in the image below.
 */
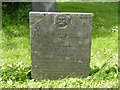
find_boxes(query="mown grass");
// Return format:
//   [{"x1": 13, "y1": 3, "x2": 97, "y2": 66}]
[{"x1": 0, "y1": 2, "x2": 118, "y2": 88}]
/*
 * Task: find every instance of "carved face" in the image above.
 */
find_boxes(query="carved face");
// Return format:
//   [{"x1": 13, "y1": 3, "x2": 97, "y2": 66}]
[
  {"x1": 55, "y1": 14, "x2": 71, "y2": 29},
  {"x1": 57, "y1": 16, "x2": 67, "y2": 27}
]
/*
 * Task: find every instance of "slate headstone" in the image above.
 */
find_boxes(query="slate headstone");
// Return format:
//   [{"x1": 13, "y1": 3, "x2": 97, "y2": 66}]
[{"x1": 29, "y1": 12, "x2": 93, "y2": 80}]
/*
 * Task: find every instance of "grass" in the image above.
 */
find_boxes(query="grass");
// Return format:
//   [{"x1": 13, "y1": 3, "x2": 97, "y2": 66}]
[{"x1": 0, "y1": 2, "x2": 118, "y2": 88}]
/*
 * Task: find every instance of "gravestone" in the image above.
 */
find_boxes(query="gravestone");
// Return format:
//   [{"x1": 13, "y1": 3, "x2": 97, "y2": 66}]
[
  {"x1": 32, "y1": 1, "x2": 56, "y2": 12},
  {"x1": 30, "y1": 12, "x2": 93, "y2": 80}
]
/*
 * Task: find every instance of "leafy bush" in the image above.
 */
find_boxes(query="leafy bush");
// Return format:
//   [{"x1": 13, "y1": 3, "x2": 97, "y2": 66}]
[{"x1": 2, "y1": 2, "x2": 32, "y2": 22}]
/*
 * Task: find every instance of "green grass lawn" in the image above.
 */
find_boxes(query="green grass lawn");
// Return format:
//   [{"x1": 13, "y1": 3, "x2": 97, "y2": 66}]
[{"x1": 0, "y1": 2, "x2": 118, "y2": 88}]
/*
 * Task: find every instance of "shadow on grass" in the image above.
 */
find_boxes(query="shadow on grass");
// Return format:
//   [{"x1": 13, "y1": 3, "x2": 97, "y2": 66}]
[
  {"x1": 89, "y1": 66, "x2": 100, "y2": 76},
  {"x1": 89, "y1": 59, "x2": 118, "y2": 80}
]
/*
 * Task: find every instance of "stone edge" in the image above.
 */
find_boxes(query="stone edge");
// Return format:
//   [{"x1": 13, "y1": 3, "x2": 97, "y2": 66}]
[{"x1": 29, "y1": 11, "x2": 93, "y2": 17}]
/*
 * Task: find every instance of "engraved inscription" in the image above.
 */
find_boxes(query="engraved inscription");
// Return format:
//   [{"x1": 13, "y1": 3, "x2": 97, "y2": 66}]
[
  {"x1": 79, "y1": 17, "x2": 92, "y2": 28},
  {"x1": 30, "y1": 12, "x2": 93, "y2": 80},
  {"x1": 55, "y1": 14, "x2": 71, "y2": 29},
  {"x1": 32, "y1": 27, "x2": 40, "y2": 39}
]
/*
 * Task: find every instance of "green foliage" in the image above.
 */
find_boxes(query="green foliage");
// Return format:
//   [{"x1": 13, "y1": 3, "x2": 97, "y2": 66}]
[
  {"x1": 0, "y1": 61, "x2": 31, "y2": 82},
  {"x1": 2, "y1": 2, "x2": 32, "y2": 22},
  {"x1": 0, "y1": 2, "x2": 118, "y2": 88}
]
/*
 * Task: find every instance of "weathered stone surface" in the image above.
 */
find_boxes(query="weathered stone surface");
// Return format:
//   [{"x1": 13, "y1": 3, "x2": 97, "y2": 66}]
[
  {"x1": 32, "y1": 2, "x2": 56, "y2": 12},
  {"x1": 29, "y1": 12, "x2": 93, "y2": 80}
]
